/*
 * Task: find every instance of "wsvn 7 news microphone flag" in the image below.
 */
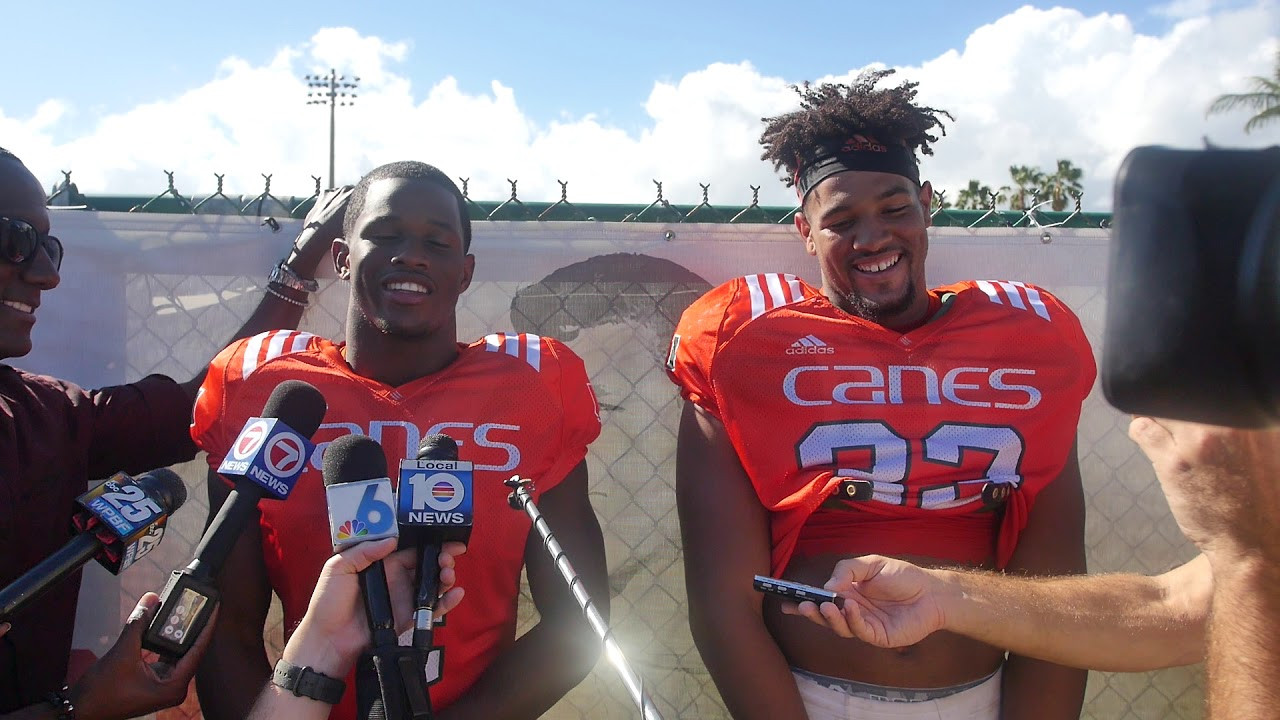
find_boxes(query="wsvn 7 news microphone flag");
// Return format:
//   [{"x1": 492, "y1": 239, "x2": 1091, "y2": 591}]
[
  {"x1": 0, "y1": 469, "x2": 187, "y2": 623},
  {"x1": 143, "y1": 380, "x2": 327, "y2": 659}
]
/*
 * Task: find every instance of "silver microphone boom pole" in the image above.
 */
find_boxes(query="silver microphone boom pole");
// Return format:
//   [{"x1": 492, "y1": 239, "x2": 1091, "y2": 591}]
[{"x1": 504, "y1": 476, "x2": 665, "y2": 720}]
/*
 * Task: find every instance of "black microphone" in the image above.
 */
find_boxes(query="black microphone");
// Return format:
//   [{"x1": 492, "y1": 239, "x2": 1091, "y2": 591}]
[
  {"x1": 326, "y1": 434, "x2": 431, "y2": 720},
  {"x1": 142, "y1": 379, "x2": 327, "y2": 658},
  {"x1": 396, "y1": 434, "x2": 473, "y2": 650},
  {"x1": 0, "y1": 469, "x2": 186, "y2": 624}
]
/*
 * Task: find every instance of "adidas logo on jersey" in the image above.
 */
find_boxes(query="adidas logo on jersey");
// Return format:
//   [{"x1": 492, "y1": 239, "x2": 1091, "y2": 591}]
[{"x1": 787, "y1": 335, "x2": 835, "y2": 355}]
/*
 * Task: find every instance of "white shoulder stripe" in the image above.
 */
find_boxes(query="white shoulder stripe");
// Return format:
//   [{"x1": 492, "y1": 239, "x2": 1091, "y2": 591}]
[
  {"x1": 976, "y1": 280, "x2": 1002, "y2": 304},
  {"x1": 975, "y1": 280, "x2": 1052, "y2": 321},
  {"x1": 744, "y1": 273, "x2": 805, "y2": 320},
  {"x1": 483, "y1": 332, "x2": 542, "y2": 371},
  {"x1": 241, "y1": 330, "x2": 316, "y2": 380},
  {"x1": 995, "y1": 281, "x2": 1027, "y2": 310},
  {"x1": 1011, "y1": 281, "x2": 1051, "y2": 321},
  {"x1": 242, "y1": 332, "x2": 267, "y2": 379},
  {"x1": 745, "y1": 274, "x2": 767, "y2": 319}
]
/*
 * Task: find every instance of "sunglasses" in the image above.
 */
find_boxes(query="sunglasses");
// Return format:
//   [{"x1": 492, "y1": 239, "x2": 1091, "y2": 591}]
[{"x1": 0, "y1": 216, "x2": 63, "y2": 271}]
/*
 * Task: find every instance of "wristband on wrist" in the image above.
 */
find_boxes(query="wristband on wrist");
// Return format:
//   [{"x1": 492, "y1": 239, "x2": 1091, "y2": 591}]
[
  {"x1": 272, "y1": 658, "x2": 346, "y2": 704},
  {"x1": 269, "y1": 261, "x2": 320, "y2": 293},
  {"x1": 44, "y1": 685, "x2": 76, "y2": 719}
]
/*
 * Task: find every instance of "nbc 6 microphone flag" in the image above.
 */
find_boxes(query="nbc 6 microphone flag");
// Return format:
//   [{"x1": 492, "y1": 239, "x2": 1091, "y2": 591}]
[
  {"x1": 217, "y1": 417, "x2": 314, "y2": 500},
  {"x1": 325, "y1": 476, "x2": 399, "y2": 550},
  {"x1": 397, "y1": 458, "x2": 474, "y2": 527}
]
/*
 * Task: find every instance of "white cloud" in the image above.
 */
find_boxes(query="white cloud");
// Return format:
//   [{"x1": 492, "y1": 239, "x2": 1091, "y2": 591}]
[{"x1": 4, "y1": 4, "x2": 1277, "y2": 210}]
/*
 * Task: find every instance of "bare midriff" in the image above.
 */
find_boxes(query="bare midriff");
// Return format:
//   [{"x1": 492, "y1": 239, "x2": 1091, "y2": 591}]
[{"x1": 765, "y1": 551, "x2": 1005, "y2": 688}]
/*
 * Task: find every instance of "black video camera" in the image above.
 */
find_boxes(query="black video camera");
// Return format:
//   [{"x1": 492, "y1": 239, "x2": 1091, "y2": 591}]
[{"x1": 1104, "y1": 145, "x2": 1280, "y2": 427}]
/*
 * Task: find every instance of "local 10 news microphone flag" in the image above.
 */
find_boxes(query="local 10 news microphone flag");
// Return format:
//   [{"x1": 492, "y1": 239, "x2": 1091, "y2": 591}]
[
  {"x1": 0, "y1": 469, "x2": 187, "y2": 624},
  {"x1": 142, "y1": 379, "x2": 327, "y2": 658},
  {"x1": 398, "y1": 434, "x2": 473, "y2": 651},
  {"x1": 323, "y1": 434, "x2": 432, "y2": 720}
]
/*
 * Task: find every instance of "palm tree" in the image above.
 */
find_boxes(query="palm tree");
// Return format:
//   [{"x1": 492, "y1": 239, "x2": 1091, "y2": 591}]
[
  {"x1": 955, "y1": 180, "x2": 993, "y2": 210},
  {"x1": 1044, "y1": 159, "x2": 1084, "y2": 211},
  {"x1": 1007, "y1": 165, "x2": 1045, "y2": 211},
  {"x1": 1207, "y1": 50, "x2": 1280, "y2": 134}
]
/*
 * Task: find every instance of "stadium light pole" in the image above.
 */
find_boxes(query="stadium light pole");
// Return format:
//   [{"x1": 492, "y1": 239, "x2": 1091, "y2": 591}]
[{"x1": 305, "y1": 68, "x2": 359, "y2": 189}]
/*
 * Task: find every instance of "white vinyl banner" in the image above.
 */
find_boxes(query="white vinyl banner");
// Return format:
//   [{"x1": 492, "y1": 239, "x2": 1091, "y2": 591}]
[{"x1": 17, "y1": 211, "x2": 1200, "y2": 719}]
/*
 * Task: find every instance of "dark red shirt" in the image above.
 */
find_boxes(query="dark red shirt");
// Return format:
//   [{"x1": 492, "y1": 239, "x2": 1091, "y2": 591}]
[{"x1": 0, "y1": 365, "x2": 196, "y2": 708}]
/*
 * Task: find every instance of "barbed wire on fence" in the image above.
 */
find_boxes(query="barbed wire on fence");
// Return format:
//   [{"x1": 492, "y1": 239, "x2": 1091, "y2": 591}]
[{"x1": 45, "y1": 169, "x2": 1115, "y2": 228}]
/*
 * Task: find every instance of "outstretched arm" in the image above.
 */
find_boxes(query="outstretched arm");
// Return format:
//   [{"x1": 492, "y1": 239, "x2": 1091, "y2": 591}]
[
  {"x1": 788, "y1": 552, "x2": 1210, "y2": 672},
  {"x1": 1128, "y1": 418, "x2": 1280, "y2": 718}
]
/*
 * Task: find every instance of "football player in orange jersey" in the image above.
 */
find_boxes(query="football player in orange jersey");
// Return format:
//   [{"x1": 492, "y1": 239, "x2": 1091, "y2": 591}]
[
  {"x1": 784, "y1": 417, "x2": 1280, "y2": 720},
  {"x1": 192, "y1": 162, "x2": 608, "y2": 720},
  {"x1": 667, "y1": 71, "x2": 1092, "y2": 719}
]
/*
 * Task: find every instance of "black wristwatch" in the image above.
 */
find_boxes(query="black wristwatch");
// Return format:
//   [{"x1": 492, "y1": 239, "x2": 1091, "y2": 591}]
[
  {"x1": 272, "y1": 658, "x2": 346, "y2": 704},
  {"x1": 268, "y1": 261, "x2": 320, "y2": 293}
]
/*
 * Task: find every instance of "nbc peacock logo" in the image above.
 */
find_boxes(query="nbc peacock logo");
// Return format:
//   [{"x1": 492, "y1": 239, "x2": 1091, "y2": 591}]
[{"x1": 336, "y1": 519, "x2": 368, "y2": 540}]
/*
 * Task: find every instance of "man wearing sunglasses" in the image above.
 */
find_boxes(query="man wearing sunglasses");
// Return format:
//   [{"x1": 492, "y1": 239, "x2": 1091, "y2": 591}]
[{"x1": 0, "y1": 146, "x2": 347, "y2": 719}]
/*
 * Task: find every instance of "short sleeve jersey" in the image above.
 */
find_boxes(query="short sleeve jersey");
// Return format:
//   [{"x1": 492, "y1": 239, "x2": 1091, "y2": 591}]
[
  {"x1": 667, "y1": 275, "x2": 1095, "y2": 575},
  {"x1": 191, "y1": 330, "x2": 600, "y2": 718}
]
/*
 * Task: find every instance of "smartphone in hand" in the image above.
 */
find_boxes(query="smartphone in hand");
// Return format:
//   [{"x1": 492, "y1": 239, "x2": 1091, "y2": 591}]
[{"x1": 753, "y1": 575, "x2": 841, "y2": 606}]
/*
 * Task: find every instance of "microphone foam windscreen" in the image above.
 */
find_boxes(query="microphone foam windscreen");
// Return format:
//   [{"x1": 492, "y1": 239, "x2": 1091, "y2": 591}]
[
  {"x1": 416, "y1": 434, "x2": 459, "y2": 461},
  {"x1": 136, "y1": 468, "x2": 188, "y2": 513},
  {"x1": 262, "y1": 379, "x2": 328, "y2": 438},
  {"x1": 323, "y1": 434, "x2": 389, "y2": 487}
]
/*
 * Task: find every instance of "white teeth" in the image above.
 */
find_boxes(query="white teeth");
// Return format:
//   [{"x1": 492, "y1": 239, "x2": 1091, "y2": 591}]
[
  {"x1": 855, "y1": 254, "x2": 901, "y2": 274},
  {"x1": 2, "y1": 301, "x2": 33, "y2": 314},
  {"x1": 385, "y1": 282, "x2": 428, "y2": 294}
]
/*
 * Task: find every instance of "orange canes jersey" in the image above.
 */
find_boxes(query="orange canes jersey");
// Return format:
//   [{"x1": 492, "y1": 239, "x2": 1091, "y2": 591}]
[
  {"x1": 667, "y1": 275, "x2": 1096, "y2": 576},
  {"x1": 192, "y1": 330, "x2": 601, "y2": 719}
]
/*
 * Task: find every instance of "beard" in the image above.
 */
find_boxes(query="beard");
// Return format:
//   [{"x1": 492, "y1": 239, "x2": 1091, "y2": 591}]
[{"x1": 837, "y1": 276, "x2": 918, "y2": 324}]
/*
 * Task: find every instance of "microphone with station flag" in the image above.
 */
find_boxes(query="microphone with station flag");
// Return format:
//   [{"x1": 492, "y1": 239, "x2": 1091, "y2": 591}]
[
  {"x1": 0, "y1": 469, "x2": 186, "y2": 624},
  {"x1": 324, "y1": 433, "x2": 431, "y2": 720},
  {"x1": 142, "y1": 379, "x2": 326, "y2": 658},
  {"x1": 397, "y1": 433, "x2": 473, "y2": 651}
]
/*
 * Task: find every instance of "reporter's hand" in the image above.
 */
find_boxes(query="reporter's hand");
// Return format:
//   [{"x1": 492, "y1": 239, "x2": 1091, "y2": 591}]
[
  {"x1": 67, "y1": 592, "x2": 216, "y2": 720},
  {"x1": 282, "y1": 538, "x2": 466, "y2": 678},
  {"x1": 1129, "y1": 418, "x2": 1280, "y2": 561},
  {"x1": 284, "y1": 185, "x2": 354, "y2": 277},
  {"x1": 781, "y1": 555, "x2": 946, "y2": 649}
]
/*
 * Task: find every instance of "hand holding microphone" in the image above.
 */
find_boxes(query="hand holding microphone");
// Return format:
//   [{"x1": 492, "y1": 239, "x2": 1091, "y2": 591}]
[{"x1": 324, "y1": 433, "x2": 441, "y2": 719}]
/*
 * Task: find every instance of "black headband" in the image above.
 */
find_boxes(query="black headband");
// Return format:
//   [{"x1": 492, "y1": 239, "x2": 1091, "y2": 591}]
[{"x1": 794, "y1": 136, "x2": 920, "y2": 200}]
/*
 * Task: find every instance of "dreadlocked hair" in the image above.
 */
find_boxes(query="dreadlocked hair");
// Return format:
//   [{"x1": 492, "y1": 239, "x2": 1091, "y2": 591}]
[{"x1": 759, "y1": 69, "x2": 952, "y2": 187}]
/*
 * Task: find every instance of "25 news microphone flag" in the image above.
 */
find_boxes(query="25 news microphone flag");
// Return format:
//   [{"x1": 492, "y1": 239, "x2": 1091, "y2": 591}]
[{"x1": 0, "y1": 469, "x2": 186, "y2": 624}]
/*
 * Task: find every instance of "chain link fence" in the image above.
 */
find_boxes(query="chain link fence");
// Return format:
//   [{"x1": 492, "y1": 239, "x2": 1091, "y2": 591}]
[
  {"x1": 48, "y1": 170, "x2": 1113, "y2": 229},
  {"x1": 30, "y1": 213, "x2": 1199, "y2": 719}
]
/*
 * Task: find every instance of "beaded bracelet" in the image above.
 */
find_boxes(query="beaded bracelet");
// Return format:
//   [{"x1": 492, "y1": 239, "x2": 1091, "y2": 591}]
[
  {"x1": 44, "y1": 685, "x2": 75, "y2": 719},
  {"x1": 265, "y1": 283, "x2": 309, "y2": 307}
]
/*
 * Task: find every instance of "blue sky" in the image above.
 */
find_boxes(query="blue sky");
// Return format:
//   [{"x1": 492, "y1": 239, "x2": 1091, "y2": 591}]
[
  {"x1": 2, "y1": 1, "x2": 1275, "y2": 207},
  {"x1": 9, "y1": 0, "x2": 1177, "y2": 132}
]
